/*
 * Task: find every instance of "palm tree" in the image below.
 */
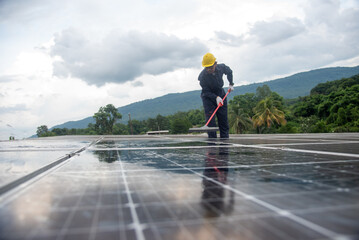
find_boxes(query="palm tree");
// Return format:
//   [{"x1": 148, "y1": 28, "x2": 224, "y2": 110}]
[
  {"x1": 252, "y1": 97, "x2": 286, "y2": 133},
  {"x1": 229, "y1": 108, "x2": 253, "y2": 134}
]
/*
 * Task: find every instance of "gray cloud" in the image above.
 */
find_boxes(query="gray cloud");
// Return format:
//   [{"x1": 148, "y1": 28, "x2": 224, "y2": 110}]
[
  {"x1": 0, "y1": 75, "x2": 17, "y2": 83},
  {"x1": 131, "y1": 81, "x2": 144, "y2": 87},
  {"x1": 304, "y1": 0, "x2": 340, "y2": 26},
  {"x1": 304, "y1": 0, "x2": 359, "y2": 47},
  {"x1": 0, "y1": 0, "x2": 56, "y2": 23},
  {"x1": 214, "y1": 31, "x2": 244, "y2": 46},
  {"x1": 50, "y1": 29, "x2": 208, "y2": 86},
  {"x1": 0, "y1": 104, "x2": 28, "y2": 114},
  {"x1": 216, "y1": 0, "x2": 359, "y2": 83},
  {"x1": 249, "y1": 18, "x2": 306, "y2": 46}
]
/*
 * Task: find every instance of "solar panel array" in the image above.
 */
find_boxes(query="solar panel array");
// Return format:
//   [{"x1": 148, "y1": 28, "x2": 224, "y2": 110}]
[{"x1": 1, "y1": 133, "x2": 358, "y2": 239}]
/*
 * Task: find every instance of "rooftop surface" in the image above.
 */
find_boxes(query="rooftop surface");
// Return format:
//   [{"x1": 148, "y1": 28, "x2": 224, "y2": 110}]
[{"x1": 1, "y1": 133, "x2": 359, "y2": 240}]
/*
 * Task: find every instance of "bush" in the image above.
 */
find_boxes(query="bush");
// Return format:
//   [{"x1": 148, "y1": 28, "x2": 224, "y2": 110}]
[
  {"x1": 310, "y1": 120, "x2": 330, "y2": 133},
  {"x1": 278, "y1": 122, "x2": 299, "y2": 133},
  {"x1": 170, "y1": 118, "x2": 192, "y2": 134}
]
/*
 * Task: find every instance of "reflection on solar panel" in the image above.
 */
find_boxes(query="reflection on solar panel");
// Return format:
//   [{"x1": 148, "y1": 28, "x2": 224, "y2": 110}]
[{"x1": 1, "y1": 133, "x2": 359, "y2": 240}]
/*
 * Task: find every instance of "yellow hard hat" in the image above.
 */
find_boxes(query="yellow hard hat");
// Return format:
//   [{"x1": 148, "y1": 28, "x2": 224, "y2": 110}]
[{"x1": 202, "y1": 53, "x2": 216, "y2": 67}]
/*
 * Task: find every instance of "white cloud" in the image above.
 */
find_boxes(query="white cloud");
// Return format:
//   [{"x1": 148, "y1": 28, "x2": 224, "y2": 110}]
[
  {"x1": 213, "y1": 0, "x2": 359, "y2": 83},
  {"x1": 0, "y1": 104, "x2": 28, "y2": 114},
  {"x1": 0, "y1": 0, "x2": 359, "y2": 139},
  {"x1": 50, "y1": 29, "x2": 207, "y2": 86},
  {"x1": 106, "y1": 68, "x2": 201, "y2": 105},
  {"x1": 249, "y1": 18, "x2": 306, "y2": 46}
]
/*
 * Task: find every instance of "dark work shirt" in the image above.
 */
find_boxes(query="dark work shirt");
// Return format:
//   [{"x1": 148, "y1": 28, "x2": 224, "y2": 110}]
[{"x1": 198, "y1": 63, "x2": 233, "y2": 101}]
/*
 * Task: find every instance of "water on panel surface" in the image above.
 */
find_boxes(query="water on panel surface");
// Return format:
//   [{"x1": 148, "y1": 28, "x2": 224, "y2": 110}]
[{"x1": 0, "y1": 134, "x2": 358, "y2": 239}]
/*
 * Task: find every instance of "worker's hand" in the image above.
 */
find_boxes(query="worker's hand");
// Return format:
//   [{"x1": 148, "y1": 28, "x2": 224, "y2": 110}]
[
  {"x1": 229, "y1": 84, "x2": 234, "y2": 92},
  {"x1": 216, "y1": 96, "x2": 223, "y2": 106}
]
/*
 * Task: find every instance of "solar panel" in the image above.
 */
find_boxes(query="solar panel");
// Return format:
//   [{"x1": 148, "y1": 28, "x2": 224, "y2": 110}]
[{"x1": 1, "y1": 134, "x2": 358, "y2": 239}]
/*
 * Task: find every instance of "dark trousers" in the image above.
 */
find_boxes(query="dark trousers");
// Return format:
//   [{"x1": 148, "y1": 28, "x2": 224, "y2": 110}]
[{"x1": 202, "y1": 97, "x2": 229, "y2": 138}]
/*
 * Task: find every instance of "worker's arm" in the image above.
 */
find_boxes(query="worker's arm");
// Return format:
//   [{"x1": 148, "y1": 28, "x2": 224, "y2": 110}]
[
  {"x1": 222, "y1": 64, "x2": 234, "y2": 92},
  {"x1": 222, "y1": 64, "x2": 233, "y2": 86}
]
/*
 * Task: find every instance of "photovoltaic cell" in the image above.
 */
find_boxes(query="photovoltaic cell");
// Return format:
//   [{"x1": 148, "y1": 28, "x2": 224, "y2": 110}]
[{"x1": 0, "y1": 133, "x2": 358, "y2": 240}]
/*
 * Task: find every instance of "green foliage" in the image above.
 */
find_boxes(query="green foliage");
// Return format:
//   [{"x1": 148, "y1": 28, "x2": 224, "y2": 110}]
[
  {"x1": 146, "y1": 114, "x2": 170, "y2": 131},
  {"x1": 277, "y1": 122, "x2": 299, "y2": 133},
  {"x1": 129, "y1": 119, "x2": 147, "y2": 134},
  {"x1": 51, "y1": 128, "x2": 67, "y2": 135},
  {"x1": 37, "y1": 125, "x2": 48, "y2": 137},
  {"x1": 292, "y1": 74, "x2": 359, "y2": 132},
  {"x1": 187, "y1": 109, "x2": 205, "y2": 126},
  {"x1": 40, "y1": 74, "x2": 359, "y2": 137},
  {"x1": 170, "y1": 118, "x2": 191, "y2": 134},
  {"x1": 229, "y1": 93, "x2": 257, "y2": 117},
  {"x1": 113, "y1": 123, "x2": 129, "y2": 135},
  {"x1": 256, "y1": 84, "x2": 272, "y2": 100},
  {"x1": 293, "y1": 95, "x2": 323, "y2": 117},
  {"x1": 310, "y1": 75, "x2": 359, "y2": 95},
  {"x1": 311, "y1": 120, "x2": 329, "y2": 133},
  {"x1": 36, "y1": 125, "x2": 55, "y2": 137},
  {"x1": 229, "y1": 108, "x2": 252, "y2": 134},
  {"x1": 252, "y1": 97, "x2": 287, "y2": 132},
  {"x1": 49, "y1": 66, "x2": 359, "y2": 131},
  {"x1": 296, "y1": 116, "x2": 320, "y2": 133},
  {"x1": 336, "y1": 107, "x2": 347, "y2": 125},
  {"x1": 270, "y1": 92, "x2": 285, "y2": 110},
  {"x1": 93, "y1": 104, "x2": 122, "y2": 134}
]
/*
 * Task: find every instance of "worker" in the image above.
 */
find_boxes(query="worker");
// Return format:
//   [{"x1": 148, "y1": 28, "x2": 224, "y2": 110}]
[{"x1": 198, "y1": 53, "x2": 234, "y2": 138}]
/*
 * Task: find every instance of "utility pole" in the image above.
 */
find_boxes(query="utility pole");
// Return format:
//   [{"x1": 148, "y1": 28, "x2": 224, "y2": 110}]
[{"x1": 128, "y1": 113, "x2": 133, "y2": 135}]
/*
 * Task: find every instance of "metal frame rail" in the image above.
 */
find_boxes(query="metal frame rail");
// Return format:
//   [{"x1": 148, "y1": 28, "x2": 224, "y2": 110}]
[{"x1": 0, "y1": 138, "x2": 102, "y2": 195}]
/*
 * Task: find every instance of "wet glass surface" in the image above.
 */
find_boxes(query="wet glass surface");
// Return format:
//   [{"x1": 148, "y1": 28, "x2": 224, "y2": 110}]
[
  {"x1": 91, "y1": 139, "x2": 231, "y2": 149},
  {"x1": 283, "y1": 143, "x2": 359, "y2": 154},
  {"x1": 0, "y1": 134, "x2": 359, "y2": 240},
  {"x1": 0, "y1": 151, "x2": 70, "y2": 187},
  {"x1": 0, "y1": 138, "x2": 91, "y2": 150},
  {"x1": 0, "y1": 138, "x2": 92, "y2": 188}
]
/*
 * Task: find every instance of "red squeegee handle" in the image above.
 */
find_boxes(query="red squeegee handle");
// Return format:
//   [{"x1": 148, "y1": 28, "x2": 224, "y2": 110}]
[{"x1": 205, "y1": 89, "x2": 231, "y2": 126}]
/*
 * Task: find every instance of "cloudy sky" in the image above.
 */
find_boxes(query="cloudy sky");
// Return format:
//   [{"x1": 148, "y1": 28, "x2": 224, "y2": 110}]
[{"x1": 1, "y1": 0, "x2": 359, "y2": 139}]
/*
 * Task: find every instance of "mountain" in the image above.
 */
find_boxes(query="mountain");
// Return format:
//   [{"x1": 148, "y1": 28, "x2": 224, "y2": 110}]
[{"x1": 51, "y1": 65, "x2": 359, "y2": 129}]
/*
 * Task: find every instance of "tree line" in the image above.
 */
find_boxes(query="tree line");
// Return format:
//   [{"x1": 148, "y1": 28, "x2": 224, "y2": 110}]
[{"x1": 36, "y1": 74, "x2": 359, "y2": 137}]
